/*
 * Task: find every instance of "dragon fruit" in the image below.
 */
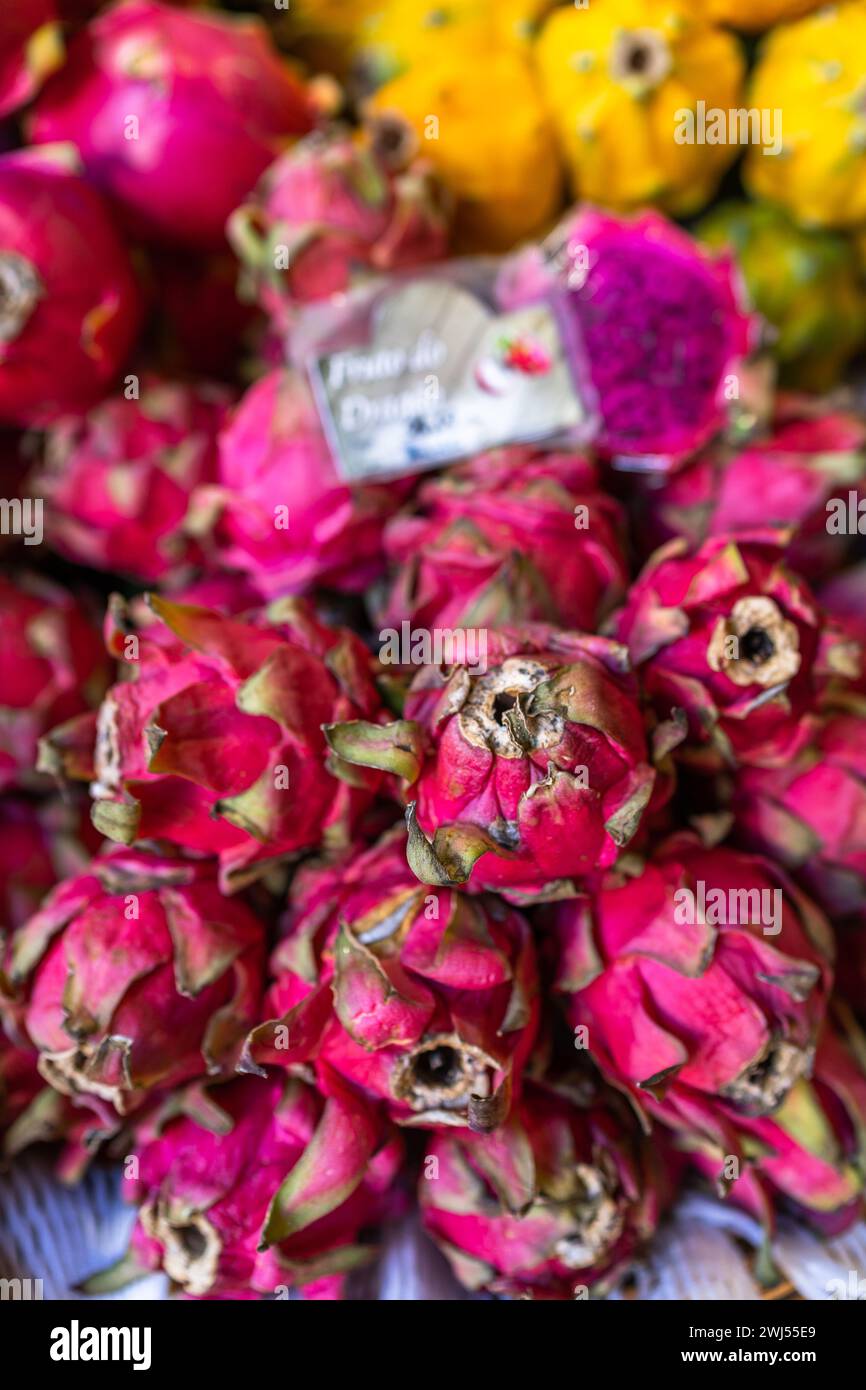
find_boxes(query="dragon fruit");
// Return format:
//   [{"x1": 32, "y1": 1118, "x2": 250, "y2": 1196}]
[
  {"x1": 29, "y1": 0, "x2": 316, "y2": 250},
  {"x1": 4, "y1": 846, "x2": 265, "y2": 1113},
  {"x1": 657, "y1": 1017, "x2": 866, "y2": 1236},
  {"x1": 0, "y1": 0, "x2": 63, "y2": 118},
  {"x1": 546, "y1": 209, "x2": 756, "y2": 469},
  {"x1": 547, "y1": 835, "x2": 833, "y2": 1122},
  {"x1": 0, "y1": 145, "x2": 141, "y2": 426},
  {"x1": 731, "y1": 710, "x2": 866, "y2": 920},
  {"x1": 191, "y1": 368, "x2": 409, "y2": 599},
  {"x1": 326, "y1": 626, "x2": 657, "y2": 897},
  {"x1": 0, "y1": 573, "x2": 107, "y2": 793},
  {"x1": 820, "y1": 562, "x2": 866, "y2": 698},
  {"x1": 229, "y1": 124, "x2": 449, "y2": 335},
  {"x1": 377, "y1": 446, "x2": 627, "y2": 634},
  {"x1": 36, "y1": 379, "x2": 230, "y2": 583},
  {"x1": 635, "y1": 396, "x2": 866, "y2": 580},
  {"x1": 97, "y1": 1070, "x2": 403, "y2": 1299},
  {"x1": 419, "y1": 1075, "x2": 672, "y2": 1299},
  {"x1": 88, "y1": 594, "x2": 384, "y2": 889},
  {"x1": 615, "y1": 535, "x2": 860, "y2": 769},
  {"x1": 243, "y1": 827, "x2": 539, "y2": 1132}
]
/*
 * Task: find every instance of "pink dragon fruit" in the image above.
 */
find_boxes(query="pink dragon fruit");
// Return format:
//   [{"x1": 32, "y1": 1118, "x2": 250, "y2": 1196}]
[
  {"x1": 87, "y1": 594, "x2": 385, "y2": 888},
  {"x1": 546, "y1": 209, "x2": 756, "y2": 469},
  {"x1": 0, "y1": 573, "x2": 107, "y2": 792},
  {"x1": 229, "y1": 124, "x2": 449, "y2": 335},
  {"x1": 243, "y1": 827, "x2": 539, "y2": 1132},
  {"x1": 0, "y1": 145, "x2": 141, "y2": 425},
  {"x1": 36, "y1": 379, "x2": 230, "y2": 583},
  {"x1": 616, "y1": 535, "x2": 860, "y2": 769},
  {"x1": 419, "y1": 1075, "x2": 674, "y2": 1299},
  {"x1": 636, "y1": 395, "x2": 866, "y2": 579},
  {"x1": 377, "y1": 446, "x2": 627, "y2": 634},
  {"x1": 326, "y1": 626, "x2": 658, "y2": 897},
  {"x1": 29, "y1": 0, "x2": 316, "y2": 250},
  {"x1": 0, "y1": 0, "x2": 63, "y2": 118},
  {"x1": 191, "y1": 368, "x2": 409, "y2": 599},
  {"x1": 547, "y1": 834, "x2": 833, "y2": 1121},
  {"x1": 731, "y1": 710, "x2": 866, "y2": 919},
  {"x1": 4, "y1": 846, "x2": 265, "y2": 1113},
  {"x1": 93, "y1": 1070, "x2": 403, "y2": 1299},
  {"x1": 656, "y1": 1017, "x2": 866, "y2": 1236}
]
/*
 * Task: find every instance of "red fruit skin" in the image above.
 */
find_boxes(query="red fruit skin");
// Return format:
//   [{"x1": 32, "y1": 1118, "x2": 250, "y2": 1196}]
[
  {"x1": 124, "y1": 1070, "x2": 403, "y2": 1299},
  {"x1": 0, "y1": 794, "x2": 96, "y2": 937},
  {"x1": 37, "y1": 378, "x2": 230, "y2": 583},
  {"x1": 89, "y1": 594, "x2": 386, "y2": 889},
  {"x1": 820, "y1": 562, "x2": 866, "y2": 698},
  {"x1": 420, "y1": 1079, "x2": 674, "y2": 1299},
  {"x1": 243, "y1": 828, "x2": 539, "y2": 1131},
  {"x1": 652, "y1": 1022, "x2": 866, "y2": 1236},
  {"x1": 616, "y1": 535, "x2": 860, "y2": 769},
  {"x1": 29, "y1": 0, "x2": 315, "y2": 250},
  {"x1": 5, "y1": 846, "x2": 266, "y2": 1113},
  {"x1": 378, "y1": 446, "x2": 627, "y2": 633},
  {"x1": 0, "y1": 0, "x2": 62, "y2": 118},
  {"x1": 193, "y1": 368, "x2": 409, "y2": 599},
  {"x1": 636, "y1": 396, "x2": 866, "y2": 580},
  {"x1": 548, "y1": 837, "x2": 834, "y2": 1120},
  {"x1": 732, "y1": 711, "x2": 866, "y2": 920},
  {"x1": 229, "y1": 126, "x2": 449, "y2": 334},
  {"x1": 0, "y1": 573, "x2": 108, "y2": 793},
  {"x1": 393, "y1": 627, "x2": 655, "y2": 895},
  {"x1": 0, "y1": 146, "x2": 141, "y2": 426},
  {"x1": 0, "y1": 1031, "x2": 43, "y2": 1139}
]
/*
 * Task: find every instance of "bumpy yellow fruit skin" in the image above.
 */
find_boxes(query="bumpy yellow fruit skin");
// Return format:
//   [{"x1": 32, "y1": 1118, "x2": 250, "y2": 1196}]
[
  {"x1": 707, "y1": 0, "x2": 822, "y2": 31},
  {"x1": 745, "y1": 3, "x2": 866, "y2": 229},
  {"x1": 367, "y1": 50, "x2": 562, "y2": 252},
  {"x1": 534, "y1": 0, "x2": 746, "y2": 217},
  {"x1": 352, "y1": 1, "x2": 552, "y2": 88}
]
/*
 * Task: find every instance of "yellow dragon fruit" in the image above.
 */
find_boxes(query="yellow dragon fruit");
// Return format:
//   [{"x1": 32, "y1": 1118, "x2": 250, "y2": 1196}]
[
  {"x1": 745, "y1": 2, "x2": 866, "y2": 229},
  {"x1": 707, "y1": 0, "x2": 822, "y2": 30},
  {"x1": 366, "y1": 47, "x2": 562, "y2": 251},
  {"x1": 534, "y1": 0, "x2": 745, "y2": 216}
]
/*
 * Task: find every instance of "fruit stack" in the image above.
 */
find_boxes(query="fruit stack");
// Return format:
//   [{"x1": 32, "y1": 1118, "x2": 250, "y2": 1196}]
[{"x1": 1, "y1": 0, "x2": 866, "y2": 1302}]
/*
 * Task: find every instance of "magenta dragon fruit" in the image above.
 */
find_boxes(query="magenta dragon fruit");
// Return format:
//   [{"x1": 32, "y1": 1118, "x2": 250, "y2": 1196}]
[
  {"x1": 657, "y1": 1018, "x2": 866, "y2": 1236},
  {"x1": 821, "y1": 562, "x2": 866, "y2": 698},
  {"x1": 544, "y1": 208, "x2": 756, "y2": 469},
  {"x1": 616, "y1": 535, "x2": 860, "y2": 769},
  {"x1": 0, "y1": 0, "x2": 63, "y2": 118},
  {"x1": 243, "y1": 827, "x2": 539, "y2": 1132},
  {"x1": 636, "y1": 395, "x2": 866, "y2": 579},
  {"x1": 0, "y1": 1030, "x2": 43, "y2": 1141},
  {"x1": 88, "y1": 594, "x2": 385, "y2": 888},
  {"x1": 0, "y1": 573, "x2": 107, "y2": 792},
  {"x1": 377, "y1": 446, "x2": 627, "y2": 635},
  {"x1": 229, "y1": 124, "x2": 449, "y2": 335},
  {"x1": 547, "y1": 835, "x2": 833, "y2": 1121},
  {"x1": 731, "y1": 710, "x2": 866, "y2": 919},
  {"x1": 191, "y1": 368, "x2": 409, "y2": 599},
  {"x1": 36, "y1": 379, "x2": 230, "y2": 583},
  {"x1": 327, "y1": 627, "x2": 659, "y2": 898},
  {"x1": 29, "y1": 0, "x2": 316, "y2": 250},
  {"x1": 94, "y1": 1070, "x2": 403, "y2": 1299},
  {"x1": 4, "y1": 846, "x2": 265, "y2": 1113},
  {"x1": 0, "y1": 145, "x2": 141, "y2": 426},
  {"x1": 419, "y1": 1075, "x2": 674, "y2": 1299}
]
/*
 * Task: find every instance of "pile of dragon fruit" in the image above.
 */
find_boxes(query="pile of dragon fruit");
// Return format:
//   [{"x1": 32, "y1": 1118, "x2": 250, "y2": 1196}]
[{"x1": 1, "y1": 0, "x2": 866, "y2": 1303}]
